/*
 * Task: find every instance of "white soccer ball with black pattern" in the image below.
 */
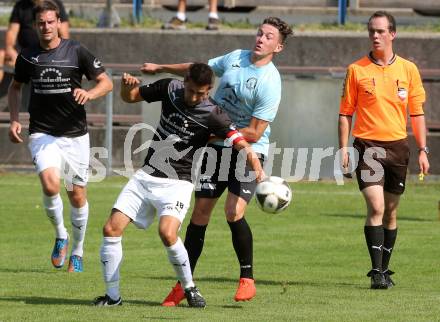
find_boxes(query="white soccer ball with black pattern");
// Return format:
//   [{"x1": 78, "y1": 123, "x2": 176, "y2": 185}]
[{"x1": 255, "y1": 176, "x2": 292, "y2": 214}]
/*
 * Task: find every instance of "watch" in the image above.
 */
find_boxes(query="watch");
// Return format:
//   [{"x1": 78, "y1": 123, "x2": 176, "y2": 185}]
[{"x1": 419, "y1": 146, "x2": 429, "y2": 154}]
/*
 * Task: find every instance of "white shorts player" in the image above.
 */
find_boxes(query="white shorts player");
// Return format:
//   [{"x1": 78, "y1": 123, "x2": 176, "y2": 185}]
[
  {"x1": 113, "y1": 169, "x2": 194, "y2": 230},
  {"x1": 28, "y1": 132, "x2": 90, "y2": 186}
]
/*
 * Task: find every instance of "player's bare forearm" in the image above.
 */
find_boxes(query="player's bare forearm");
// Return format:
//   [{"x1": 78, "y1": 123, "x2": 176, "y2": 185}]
[
  {"x1": 8, "y1": 80, "x2": 23, "y2": 143},
  {"x1": 338, "y1": 115, "x2": 352, "y2": 170},
  {"x1": 5, "y1": 23, "x2": 19, "y2": 64},
  {"x1": 410, "y1": 115, "x2": 427, "y2": 149},
  {"x1": 8, "y1": 80, "x2": 22, "y2": 122},
  {"x1": 120, "y1": 73, "x2": 142, "y2": 103},
  {"x1": 5, "y1": 23, "x2": 19, "y2": 51},
  {"x1": 59, "y1": 21, "x2": 70, "y2": 39},
  {"x1": 73, "y1": 73, "x2": 113, "y2": 105},
  {"x1": 239, "y1": 117, "x2": 269, "y2": 142},
  {"x1": 234, "y1": 140, "x2": 265, "y2": 182},
  {"x1": 411, "y1": 114, "x2": 430, "y2": 175},
  {"x1": 91, "y1": 72, "x2": 113, "y2": 99},
  {"x1": 141, "y1": 63, "x2": 192, "y2": 77},
  {"x1": 338, "y1": 115, "x2": 352, "y2": 149}
]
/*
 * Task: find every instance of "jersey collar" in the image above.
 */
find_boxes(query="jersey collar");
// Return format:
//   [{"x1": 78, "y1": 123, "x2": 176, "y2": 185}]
[{"x1": 368, "y1": 51, "x2": 396, "y2": 66}]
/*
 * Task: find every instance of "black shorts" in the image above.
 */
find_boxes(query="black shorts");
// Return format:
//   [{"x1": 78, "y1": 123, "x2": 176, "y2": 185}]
[
  {"x1": 353, "y1": 138, "x2": 410, "y2": 195},
  {"x1": 195, "y1": 144, "x2": 265, "y2": 203}
]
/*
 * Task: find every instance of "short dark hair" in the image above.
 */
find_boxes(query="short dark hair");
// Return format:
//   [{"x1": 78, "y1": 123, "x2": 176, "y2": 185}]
[
  {"x1": 368, "y1": 11, "x2": 396, "y2": 32},
  {"x1": 33, "y1": 0, "x2": 60, "y2": 19},
  {"x1": 262, "y1": 17, "x2": 293, "y2": 44},
  {"x1": 185, "y1": 63, "x2": 214, "y2": 87}
]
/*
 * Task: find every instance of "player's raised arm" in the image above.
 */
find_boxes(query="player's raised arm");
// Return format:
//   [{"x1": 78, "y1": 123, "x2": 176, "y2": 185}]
[
  {"x1": 120, "y1": 73, "x2": 143, "y2": 103},
  {"x1": 141, "y1": 62, "x2": 192, "y2": 77}
]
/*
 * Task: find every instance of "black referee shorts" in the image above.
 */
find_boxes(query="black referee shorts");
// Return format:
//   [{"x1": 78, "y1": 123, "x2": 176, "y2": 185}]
[
  {"x1": 195, "y1": 144, "x2": 265, "y2": 203},
  {"x1": 353, "y1": 137, "x2": 410, "y2": 195}
]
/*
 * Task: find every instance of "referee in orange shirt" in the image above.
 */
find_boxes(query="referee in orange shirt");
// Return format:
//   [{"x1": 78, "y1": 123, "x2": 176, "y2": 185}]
[{"x1": 338, "y1": 11, "x2": 430, "y2": 289}]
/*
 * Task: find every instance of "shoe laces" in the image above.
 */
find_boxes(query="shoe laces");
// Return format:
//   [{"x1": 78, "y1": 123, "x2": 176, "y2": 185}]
[{"x1": 186, "y1": 286, "x2": 201, "y2": 297}]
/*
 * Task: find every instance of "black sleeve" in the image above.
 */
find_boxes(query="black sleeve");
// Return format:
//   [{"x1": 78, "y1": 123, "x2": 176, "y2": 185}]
[
  {"x1": 139, "y1": 78, "x2": 172, "y2": 103},
  {"x1": 54, "y1": 0, "x2": 69, "y2": 22},
  {"x1": 9, "y1": 3, "x2": 20, "y2": 23},
  {"x1": 78, "y1": 45, "x2": 105, "y2": 80},
  {"x1": 13, "y1": 54, "x2": 30, "y2": 83},
  {"x1": 207, "y1": 106, "x2": 235, "y2": 139}
]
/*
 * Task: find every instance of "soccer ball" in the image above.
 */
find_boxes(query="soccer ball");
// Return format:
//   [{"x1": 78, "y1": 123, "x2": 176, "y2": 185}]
[{"x1": 255, "y1": 176, "x2": 292, "y2": 214}]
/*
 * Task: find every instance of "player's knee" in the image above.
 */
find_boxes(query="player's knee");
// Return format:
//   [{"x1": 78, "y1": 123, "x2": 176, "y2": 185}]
[
  {"x1": 191, "y1": 208, "x2": 211, "y2": 225},
  {"x1": 224, "y1": 206, "x2": 245, "y2": 221},
  {"x1": 369, "y1": 203, "x2": 384, "y2": 217},
  {"x1": 383, "y1": 210, "x2": 397, "y2": 226},
  {"x1": 42, "y1": 183, "x2": 60, "y2": 196},
  {"x1": 103, "y1": 222, "x2": 122, "y2": 237},
  {"x1": 69, "y1": 192, "x2": 86, "y2": 208},
  {"x1": 158, "y1": 227, "x2": 177, "y2": 247}
]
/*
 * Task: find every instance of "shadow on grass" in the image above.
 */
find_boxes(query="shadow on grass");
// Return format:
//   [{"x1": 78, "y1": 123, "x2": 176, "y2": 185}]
[
  {"x1": 0, "y1": 296, "x2": 92, "y2": 305},
  {"x1": 323, "y1": 213, "x2": 434, "y2": 222},
  {"x1": 0, "y1": 296, "x2": 161, "y2": 307},
  {"x1": 148, "y1": 275, "x2": 363, "y2": 289},
  {"x1": 0, "y1": 268, "x2": 50, "y2": 274}
]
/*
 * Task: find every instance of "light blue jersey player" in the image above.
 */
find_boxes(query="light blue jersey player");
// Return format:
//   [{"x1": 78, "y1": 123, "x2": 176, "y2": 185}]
[
  {"x1": 208, "y1": 49, "x2": 281, "y2": 156},
  {"x1": 141, "y1": 17, "x2": 293, "y2": 305}
]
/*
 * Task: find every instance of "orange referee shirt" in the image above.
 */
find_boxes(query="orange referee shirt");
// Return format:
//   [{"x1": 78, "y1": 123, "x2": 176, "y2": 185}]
[{"x1": 339, "y1": 53, "x2": 425, "y2": 141}]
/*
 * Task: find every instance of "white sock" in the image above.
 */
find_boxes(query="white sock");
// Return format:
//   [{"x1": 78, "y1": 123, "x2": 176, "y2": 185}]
[
  {"x1": 70, "y1": 202, "x2": 89, "y2": 257},
  {"x1": 208, "y1": 12, "x2": 219, "y2": 19},
  {"x1": 100, "y1": 236, "x2": 123, "y2": 301},
  {"x1": 43, "y1": 194, "x2": 67, "y2": 239},
  {"x1": 166, "y1": 238, "x2": 194, "y2": 290},
  {"x1": 176, "y1": 12, "x2": 186, "y2": 21}
]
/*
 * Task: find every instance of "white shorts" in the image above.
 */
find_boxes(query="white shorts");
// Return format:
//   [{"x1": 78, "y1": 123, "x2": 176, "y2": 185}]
[
  {"x1": 113, "y1": 169, "x2": 194, "y2": 230},
  {"x1": 28, "y1": 132, "x2": 90, "y2": 186}
]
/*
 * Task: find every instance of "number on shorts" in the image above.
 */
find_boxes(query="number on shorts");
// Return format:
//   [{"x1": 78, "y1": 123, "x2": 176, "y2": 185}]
[{"x1": 176, "y1": 201, "x2": 184, "y2": 209}]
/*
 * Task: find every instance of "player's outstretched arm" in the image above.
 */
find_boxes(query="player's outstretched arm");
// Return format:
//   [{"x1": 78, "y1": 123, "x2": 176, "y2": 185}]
[
  {"x1": 410, "y1": 115, "x2": 430, "y2": 175},
  {"x1": 120, "y1": 72, "x2": 143, "y2": 103},
  {"x1": 140, "y1": 62, "x2": 192, "y2": 77},
  {"x1": 8, "y1": 80, "x2": 23, "y2": 143},
  {"x1": 73, "y1": 72, "x2": 113, "y2": 105}
]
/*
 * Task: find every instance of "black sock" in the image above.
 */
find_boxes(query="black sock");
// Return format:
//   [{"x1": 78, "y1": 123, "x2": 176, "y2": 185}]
[
  {"x1": 364, "y1": 225, "x2": 384, "y2": 272},
  {"x1": 382, "y1": 228, "x2": 397, "y2": 272},
  {"x1": 184, "y1": 221, "x2": 208, "y2": 274},
  {"x1": 228, "y1": 217, "x2": 253, "y2": 279}
]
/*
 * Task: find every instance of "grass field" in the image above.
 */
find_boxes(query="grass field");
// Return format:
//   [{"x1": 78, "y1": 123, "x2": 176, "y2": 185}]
[{"x1": 0, "y1": 173, "x2": 439, "y2": 321}]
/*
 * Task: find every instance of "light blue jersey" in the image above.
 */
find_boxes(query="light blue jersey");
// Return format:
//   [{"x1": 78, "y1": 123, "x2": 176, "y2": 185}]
[{"x1": 208, "y1": 49, "x2": 281, "y2": 156}]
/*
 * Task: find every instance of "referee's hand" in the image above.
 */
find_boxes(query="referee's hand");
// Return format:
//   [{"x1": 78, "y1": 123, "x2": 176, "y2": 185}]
[
  {"x1": 418, "y1": 151, "x2": 430, "y2": 175},
  {"x1": 9, "y1": 121, "x2": 23, "y2": 143}
]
